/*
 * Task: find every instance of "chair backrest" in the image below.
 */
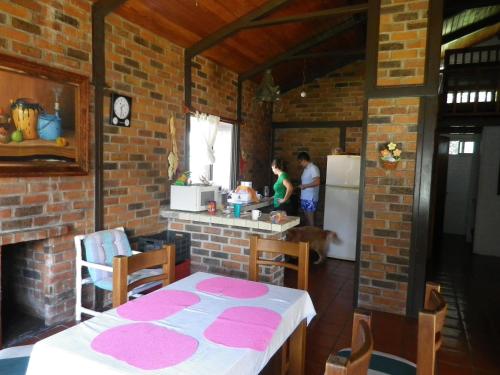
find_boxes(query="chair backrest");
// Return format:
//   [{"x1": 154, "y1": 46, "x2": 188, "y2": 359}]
[
  {"x1": 249, "y1": 234, "x2": 309, "y2": 290},
  {"x1": 77, "y1": 227, "x2": 132, "y2": 283},
  {"x1": 112, "y1": 245, "x2": 175, "y2": 308},
  {"x1": 325, "y1": 310, "x2": 373, "y2": 375},
  {"x1": 417, "y1": 282, "x2": 447, "y2": 375}
]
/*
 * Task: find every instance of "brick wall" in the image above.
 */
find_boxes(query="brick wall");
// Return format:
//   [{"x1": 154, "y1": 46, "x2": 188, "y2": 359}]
[
  {"x1": 273, "y1": 128, "x2": 341, "y2": 184},
  {"x1": 359, "y1": 97, "x2": 419, "y2": 314},
  {"x1": 377, "y1": 0, "x2": 428, "y2": 86},
  {"x1": 103, "y1": 14, "x2": 184, "y2": 236},
  {"x1": 168, "y1": 218, "x2": 284, "y2": 284},
  {"x1": 240, "y1": 82, "x2": 273, "y2": 191},
  {"x1": 191, "y1": 56, "x2": 237, "y2": 119},
  {"x1": 358, "y1": 0, "x2": 430, "y2": 315},
  {"x1": 273, "y1": 62, "x2": 365, "y2": 123},
  {"x1": 272, "y1": 62, "x2": 365, "y2": 174},
  {"x1": 0, "y1": 0, "x2": 94, "y2": 324}
]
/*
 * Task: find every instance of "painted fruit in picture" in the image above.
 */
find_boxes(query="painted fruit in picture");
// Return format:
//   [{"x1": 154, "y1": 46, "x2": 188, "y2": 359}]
[{"x1": 11, "y1": 129, "x2": 23, "y2": 143}]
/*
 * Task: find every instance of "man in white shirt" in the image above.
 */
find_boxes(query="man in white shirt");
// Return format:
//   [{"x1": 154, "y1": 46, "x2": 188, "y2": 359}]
[{"x1": 297, "y1": 152, "x2": 320, "y2": 226}]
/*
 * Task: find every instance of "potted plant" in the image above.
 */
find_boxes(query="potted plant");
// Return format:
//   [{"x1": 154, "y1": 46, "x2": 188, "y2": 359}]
[{"x1": 380, "y1": 142, "x2": 401, "y2": 169}]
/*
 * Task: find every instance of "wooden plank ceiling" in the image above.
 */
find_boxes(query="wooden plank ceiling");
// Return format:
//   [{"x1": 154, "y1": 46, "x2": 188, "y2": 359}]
[
  {"x1": 108, "y1": 0, "x2": 498, "y2": 90},
  {"x1": 112, "y1": 0, "x2": 366, "y2": 89}
]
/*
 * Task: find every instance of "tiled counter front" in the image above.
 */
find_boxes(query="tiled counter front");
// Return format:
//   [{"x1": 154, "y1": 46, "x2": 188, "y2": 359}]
[{"x1": 160, "y1": 209, "x2": 300, "y2": 285}]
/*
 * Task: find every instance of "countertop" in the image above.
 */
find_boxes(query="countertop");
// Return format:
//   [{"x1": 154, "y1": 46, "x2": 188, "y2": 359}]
[
  {"x1": 227, "y1": 196, "x2": 274, "y2": 211},
  {"x1": 160, "y1": 207, "x2": 299, "y2": 233}
]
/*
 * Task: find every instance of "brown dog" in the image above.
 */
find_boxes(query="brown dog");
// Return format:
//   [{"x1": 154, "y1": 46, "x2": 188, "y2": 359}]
[{"x1": 286, "y1": 226, "x2": 337, "y2": 264}]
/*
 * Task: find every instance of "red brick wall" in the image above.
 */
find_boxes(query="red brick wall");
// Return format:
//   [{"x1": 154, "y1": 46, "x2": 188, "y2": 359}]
[
  {"x1": 377, "y1": 0, "x2": 428, "y2": 86},
  {"x1": 273, "y1": 62, "x2": 365, "y2": 123},
  {"x1": 358, "y1": 0, "x2": 430, "y2": 315},
  {"x1": 240, "y1": 82, "x2": 273, "y2": 191},
  {"x1": 191, "y1": 56, "x2": 237, "y2": 119},
  {"x1": 359, "y1": 97, "x2": 419, "y2": 314},
  {"x1": 0, "y1": 0, "x2": 95, "y2": 236},
  {"x1": 103, "y1": 14, "x2": 184, "y2": 236},
  {"x1": 0, "y1": 0, "x2": 94, "y2": 324}
]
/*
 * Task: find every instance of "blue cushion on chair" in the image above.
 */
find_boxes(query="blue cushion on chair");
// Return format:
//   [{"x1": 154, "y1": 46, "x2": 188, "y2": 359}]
[
  {"x1": 83, "y1": 229, "x2": 132, "y2": 289},
  {"x1": 337, "y1": 348, "x2": 416, "y2": 375},
  {"x1": 0, "y1": 357, "x2": 29, "y2": 375}
]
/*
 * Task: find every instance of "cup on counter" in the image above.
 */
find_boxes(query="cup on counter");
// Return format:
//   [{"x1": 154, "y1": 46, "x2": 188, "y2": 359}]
[
  {"x1": 233, "y1": 203, "x2": 242, "y2": 218},
  {"x1": 207, "y1": 200, "x2": 216, "y2": 215},
  {"x1": 251, "y1": 209, "x2": 262, "y2": 221}
]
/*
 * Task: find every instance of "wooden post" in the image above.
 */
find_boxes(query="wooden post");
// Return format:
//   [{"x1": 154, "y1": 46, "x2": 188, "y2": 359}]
[
  {"x1": 288, "y1": 320, "x2": 307, "y2": 375},
  {"x1": 249, "y1": 235, "x2": 259, "y2": 282},
  {"x1": 112, "y1": 255, "x2": 128, "y2": 307}
]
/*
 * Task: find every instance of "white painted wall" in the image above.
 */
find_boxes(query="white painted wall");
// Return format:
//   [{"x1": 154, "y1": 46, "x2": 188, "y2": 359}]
[
  {"x1": 474, "y1": 127, "x2": 500, "y2": 256},
  {"x1": 443, "y1": 134, "x2": 480, "y2": 238}
]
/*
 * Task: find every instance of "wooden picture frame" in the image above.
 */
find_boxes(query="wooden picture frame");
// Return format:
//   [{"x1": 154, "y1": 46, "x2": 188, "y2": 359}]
[{"x1": 0, "y1": 53, "x2": 89, "y2": 177}]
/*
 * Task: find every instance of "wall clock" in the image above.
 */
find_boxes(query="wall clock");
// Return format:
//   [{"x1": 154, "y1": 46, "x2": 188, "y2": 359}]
[{"x1": 110, "y1": 92, "x2": 132, "y2": 127}]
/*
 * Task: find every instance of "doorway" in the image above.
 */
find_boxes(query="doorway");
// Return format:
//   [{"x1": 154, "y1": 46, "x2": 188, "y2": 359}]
[{"x1": 427, "y1": 126, "x2": 500, "y2": 369}]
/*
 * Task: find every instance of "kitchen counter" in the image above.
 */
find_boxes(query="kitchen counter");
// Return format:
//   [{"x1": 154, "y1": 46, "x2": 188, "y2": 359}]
[
  {"x1": 228, "y1": 196, "x2": 274, "y2": 212},
  {"x1": 160, "y1": 206, "x2": 299, "y2": 233},
  {"x1": 160, "y1": 207, "x2": 300, "y2": 285}
]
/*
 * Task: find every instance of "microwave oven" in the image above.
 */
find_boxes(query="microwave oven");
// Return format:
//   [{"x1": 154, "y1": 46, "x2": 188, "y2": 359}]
[{"x1": 170, "y1": 185, "x2": 220, "y2": 212}]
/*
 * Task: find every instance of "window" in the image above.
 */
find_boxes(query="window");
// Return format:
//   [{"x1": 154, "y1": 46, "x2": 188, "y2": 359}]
[
  {"x1": 189, "y1": 115, "x2": 234, "y2": 190},
  {"x1": 448, "y1": 140, "x2": 475, "y2": 155}
]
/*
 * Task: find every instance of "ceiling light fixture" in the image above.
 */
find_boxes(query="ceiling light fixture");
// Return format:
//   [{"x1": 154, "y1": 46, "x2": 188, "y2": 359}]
[
  {"x1": 255, "y1": 69, "x2": 280, "y2": 104},
  {"x1": 300, "y1": 60, "x2": 307, "y2": 98}
]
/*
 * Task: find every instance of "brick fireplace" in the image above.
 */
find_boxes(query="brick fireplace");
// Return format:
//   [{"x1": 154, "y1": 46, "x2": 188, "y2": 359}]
[{"x1": 0, "y1": 225, "x2": 74, "y2": 347}]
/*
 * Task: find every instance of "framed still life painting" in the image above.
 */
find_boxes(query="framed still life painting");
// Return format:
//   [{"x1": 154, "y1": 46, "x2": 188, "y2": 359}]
[{"x1": 0, "y1": 53, "x2": 89, "y2": 176}]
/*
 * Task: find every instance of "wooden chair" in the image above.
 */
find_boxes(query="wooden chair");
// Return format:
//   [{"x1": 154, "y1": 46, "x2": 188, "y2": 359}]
[
  {"x1": 74, "y1": 227, "x2": 164, "y2": 320},
  {"x1": 112, "y1": 245, "x2": 175, "y2": 307},
  {"x1": 249, "y1": 234, "x2": 309, "y2": 290},
  {"x1": 325, "y1": 310, "x2": 373, "y2": 375},
  {"x1": 336, "y1": 282, "x2": 447, "y2": 375},
  {"x1": 250, "y1": 234, "x2": 310, "y2": 375}
]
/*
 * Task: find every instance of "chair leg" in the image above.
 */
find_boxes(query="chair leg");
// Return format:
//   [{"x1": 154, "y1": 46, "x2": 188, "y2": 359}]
[
  {"x1": 281, "y1": 341, "x2": 289, "y2": 375},
  {"x1": 95, "y1": 287, "x2": 105, "y2": 312},
  {"x1": 75, "y1": 262, "x2": 82, "y2": 321}
]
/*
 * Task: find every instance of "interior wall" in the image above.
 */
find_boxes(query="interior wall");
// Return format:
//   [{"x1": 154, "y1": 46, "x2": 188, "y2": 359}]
[
  {"x1": 474, "y1": 126, "x2": 500, "y2": 256},
  {"x1": 272, "y1": 61, "x2": 365, "y2": 123},
  {"x1": 443, "y1": 134, "x2": 480, "y2": 239}
]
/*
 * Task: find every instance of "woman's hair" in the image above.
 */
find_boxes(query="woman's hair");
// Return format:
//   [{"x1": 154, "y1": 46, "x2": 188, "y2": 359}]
[{"x1": 271, "y1": 158, "x2": 285, "y2": 171}]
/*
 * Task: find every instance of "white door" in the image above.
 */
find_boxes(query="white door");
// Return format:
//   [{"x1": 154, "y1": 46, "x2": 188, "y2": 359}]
[{"x1": 323, "y1": 185, "x2": 358, "y2": 261}]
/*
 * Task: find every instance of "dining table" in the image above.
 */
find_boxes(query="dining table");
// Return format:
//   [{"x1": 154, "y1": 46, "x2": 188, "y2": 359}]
[{"x1": 26, "y1": 272, "x2": 316, "y2": 375}]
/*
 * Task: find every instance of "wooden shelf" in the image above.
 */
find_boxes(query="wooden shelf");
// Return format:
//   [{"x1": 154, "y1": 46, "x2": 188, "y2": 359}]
[{"x1": 0, "y1": 131, "x2": 75, "y2": 159}]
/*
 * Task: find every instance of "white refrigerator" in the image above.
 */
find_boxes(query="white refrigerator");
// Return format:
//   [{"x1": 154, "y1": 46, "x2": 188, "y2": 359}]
[{"x1": 323, "y1": 155, "x2": 361, "y2": 261}]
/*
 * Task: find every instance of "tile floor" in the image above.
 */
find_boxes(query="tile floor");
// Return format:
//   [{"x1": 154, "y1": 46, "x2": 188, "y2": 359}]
[
  {"x1": 299, "y1": 234, "x2": 500, "y2": 375},
  {"x1": 14, "y1": 235, "x2": 500, "y2": 374}
]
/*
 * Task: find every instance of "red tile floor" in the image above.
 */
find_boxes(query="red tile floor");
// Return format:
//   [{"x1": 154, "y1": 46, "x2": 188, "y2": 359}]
[
  {"x1": 17, "y1": 235, "x2": 500, "y2": 374},
  {"x1": 295, "y1": 234, "x2": 500, "y2": 375}
]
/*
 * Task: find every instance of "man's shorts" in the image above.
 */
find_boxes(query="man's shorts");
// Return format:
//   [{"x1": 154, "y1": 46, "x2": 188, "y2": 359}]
[{"x1": 300, "y1": 199, "x2": 318, "y2": 213}]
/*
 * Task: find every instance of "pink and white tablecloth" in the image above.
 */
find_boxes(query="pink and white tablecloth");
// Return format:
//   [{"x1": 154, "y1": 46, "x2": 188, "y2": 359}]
[{"x1": 26, "y1": 272, "x2": 316, "y2": 375}]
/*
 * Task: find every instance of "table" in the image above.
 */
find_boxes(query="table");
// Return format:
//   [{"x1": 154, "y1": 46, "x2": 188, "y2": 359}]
[{"x1": 26, "y1": 272, "x2": 316, "y2": 375}]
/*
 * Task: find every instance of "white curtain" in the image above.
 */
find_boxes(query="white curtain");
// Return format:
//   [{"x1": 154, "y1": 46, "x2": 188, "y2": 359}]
[{"x1": 195, "y1": 112, "x2": 219, "y2": 165}]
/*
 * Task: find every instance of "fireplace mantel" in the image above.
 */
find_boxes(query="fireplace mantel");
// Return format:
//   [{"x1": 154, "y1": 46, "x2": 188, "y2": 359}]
[{"x1": 0, "y1": 225, "x2": 72, "y2": 246}]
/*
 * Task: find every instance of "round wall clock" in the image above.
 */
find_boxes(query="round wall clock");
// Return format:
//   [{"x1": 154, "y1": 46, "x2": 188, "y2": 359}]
[{"x1": 110, "y1": 93, "x2": 132, "y2": 127}]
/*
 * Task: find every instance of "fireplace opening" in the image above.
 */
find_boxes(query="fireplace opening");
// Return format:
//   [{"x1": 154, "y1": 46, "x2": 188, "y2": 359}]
[{"x1": 1, "y1": 242, "x2": 46, "y2": 347}]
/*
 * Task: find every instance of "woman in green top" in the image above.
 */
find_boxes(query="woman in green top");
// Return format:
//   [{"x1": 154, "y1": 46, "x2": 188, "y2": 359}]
[{"x1": 271, "y1": 158, "x2": 294, "y2": 215}]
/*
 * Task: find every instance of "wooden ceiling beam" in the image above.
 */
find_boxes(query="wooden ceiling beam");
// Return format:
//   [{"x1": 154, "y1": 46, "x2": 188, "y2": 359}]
[
  {"x1": 187, "y1": 0, "x2": 293, "y2": 57},
  {"x1": 285, "y1": 49, "x2": 365, "y2": 61},
  {"x1": 281, "y1": 55, "x2": 363, "y2": 92},
  {"x1": 93, "y1": 0, "x2": 128, "y2": 18},
  {"x1": 442, "y1": 11, "x2": 500, "y2": 44},
  {"x1": 245, "y1": 3, "x2": 368, "y2": 29},
  {"x1": 239, "y1": 16, "x2": 365, "y2": 81}
]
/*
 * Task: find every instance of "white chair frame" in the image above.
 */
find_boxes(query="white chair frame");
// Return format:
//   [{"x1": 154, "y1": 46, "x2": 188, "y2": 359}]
[{"x1": 74, "y1": 227, "x2": 143, "y2": 320}]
